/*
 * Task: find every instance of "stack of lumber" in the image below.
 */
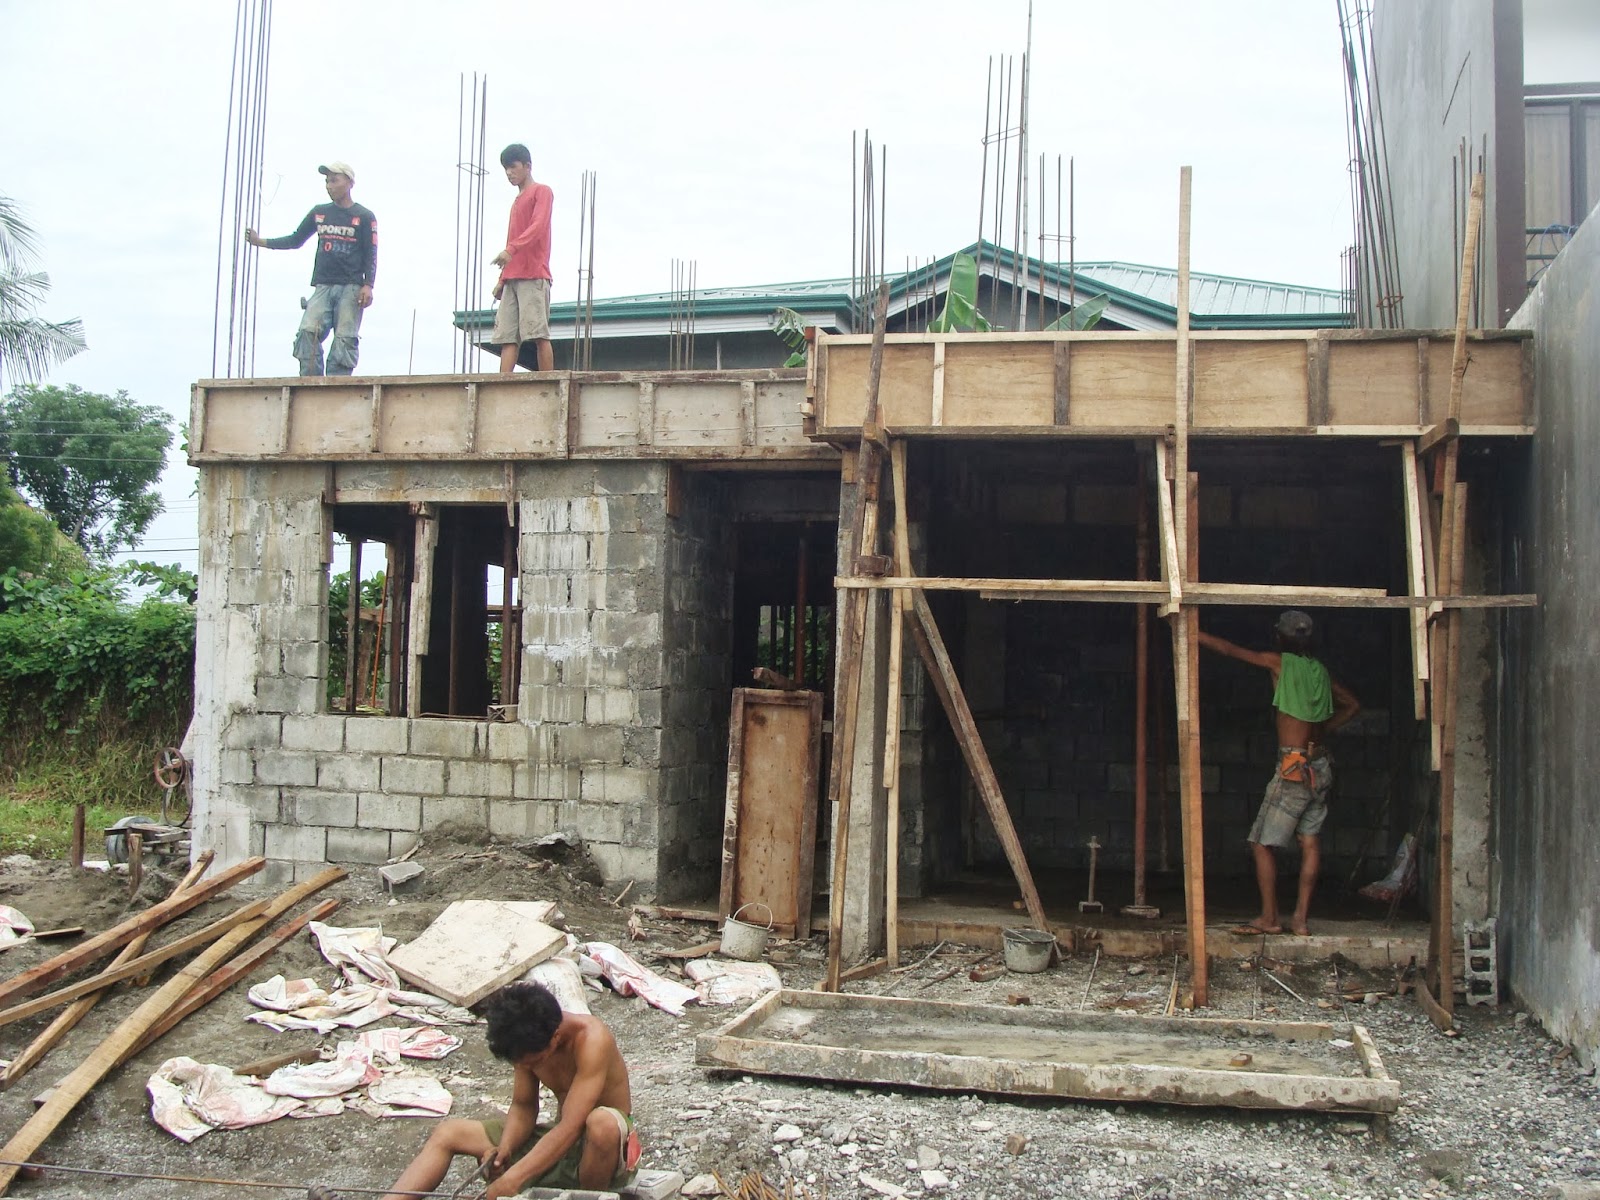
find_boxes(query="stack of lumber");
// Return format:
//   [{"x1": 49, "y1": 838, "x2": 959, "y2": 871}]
[{"x1": 0, "y1": 854, "x2": 346, "y2": 1194}]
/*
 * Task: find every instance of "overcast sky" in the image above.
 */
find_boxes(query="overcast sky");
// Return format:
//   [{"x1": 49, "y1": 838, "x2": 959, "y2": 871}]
[{"x1": 2, "y1": 1, "x2": 1359, "y2": 574}]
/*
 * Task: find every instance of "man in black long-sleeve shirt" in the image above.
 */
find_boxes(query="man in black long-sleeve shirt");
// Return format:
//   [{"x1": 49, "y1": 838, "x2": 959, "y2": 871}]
[{"x1": 246, "y1": 161, "x2": 377, "y2": 376}]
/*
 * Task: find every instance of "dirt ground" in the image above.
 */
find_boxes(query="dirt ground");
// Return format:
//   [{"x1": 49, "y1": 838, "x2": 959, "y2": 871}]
[{"x1": 0, "y1": 836, "x2": 1596, "y2": 1200}]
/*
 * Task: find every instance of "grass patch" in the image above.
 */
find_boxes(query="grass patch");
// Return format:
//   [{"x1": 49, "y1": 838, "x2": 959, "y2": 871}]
[{"x1": 0, "y1": 727, "x2": 178, "y2": 858}]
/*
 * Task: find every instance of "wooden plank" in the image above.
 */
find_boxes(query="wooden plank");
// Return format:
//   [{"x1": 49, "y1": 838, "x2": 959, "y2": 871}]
[
  {"x1": 1052, "y1": 342, "x2": 1071, "y2": 425},
  {"x1": 1175, "y1": 470, "x2": 1208, "y2": 1007},
  {"x1": 131, "y1": 896, "x2": 340, "y2": 1068},
  {"x1": 1431, "y1": 483, "x2": 1468, "y2": 1021},
  {"x1": 369, "y1": 381, "x2": 384, "y2": 452},
  {"x1": 1400, "y1": 442, "x2": 1431, "y2": 720},
  {"x1": 740, "y1": 380, "x2": 757, "y2": 448},
  {"x1": 278, "y1": 384, "x2": 293, "y2": 454},
  {"x1": 907, "y1": 591, "x2": 1049, "y2": 935},
  {"x1": 0, "y1": 867, "x2": 345, "y2": 1196},
  {"x1": 720, "y1": 689, "x2": 824, "y2": 940},
  {"x1": 0, "y1": 854, "x2": 213, "y2": 1091},
  {"x1": 1306, "y1": 333, "x2": 1330, "y2": 426},
  {"x1": 0, "y1": 857, "x2": 264, "y2": 1012},
  {"x1": 1155, "y1": 439, "x2": 1182, "y2": 600},
  {"x1": 1416, "y1": 337, "x2": 1430, "y2": 426},
  {"x1": 883, "y1": 439, "x2": 913, "y2": 968},
  {"x1": 696, "y1": 990, "x2": 1399, "y2": 1114},
  {"x1": 1417, "y1": 417, "x2": 1459, "y2": 455},
  {"x1": 190, "y1": 385, "x2": 208, "y2": 457},
  {"x1": 1416, "y1": 975, "x2": 1455, "y2": 1032},
  {"x1": 0, "y1": 899, "x2": 272, "y2": 1029},
  {"x1": 388, "y1": 901, "x2": 566, "y2": 1007},
  {"x1": 824, "y1": 283, "x2": 891, "y2": 993},
  {"x1": 1173, "y1": 167, "x2": 1194, "y2": 575},
  {"x1": 637, "y1": 380, "x2": 656, "y2": 446}
]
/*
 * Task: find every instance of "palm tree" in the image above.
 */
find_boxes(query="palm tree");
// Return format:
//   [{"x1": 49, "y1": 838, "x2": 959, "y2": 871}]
[{"x1": 0, "y1": 195, "x2": 86, "y2": 389}]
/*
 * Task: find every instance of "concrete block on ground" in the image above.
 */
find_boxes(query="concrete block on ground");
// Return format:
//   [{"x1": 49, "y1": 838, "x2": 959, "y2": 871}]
[
  {"x1": 380, "y1": 861, "x2": 425, "y2": 894},
  {"x1": 624, "y1": 1169, "x2": 686, "y2": 1200},
  {"x1": 345, "y1": 717, "x2": 409, "y2": 755},
  {"x1": 327, "y1": 826, "x2": 392, "y2": 864}
]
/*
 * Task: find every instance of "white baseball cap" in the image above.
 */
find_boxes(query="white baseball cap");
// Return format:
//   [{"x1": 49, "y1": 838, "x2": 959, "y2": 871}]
[{"x1": 318, "y1": 161, "x2": 356, "y2": 183}]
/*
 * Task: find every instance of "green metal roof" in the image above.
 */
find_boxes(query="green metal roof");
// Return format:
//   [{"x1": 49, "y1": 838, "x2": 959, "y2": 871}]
[{"x1": 453, "y1": 240, "x2": 1349, "y2": 334}]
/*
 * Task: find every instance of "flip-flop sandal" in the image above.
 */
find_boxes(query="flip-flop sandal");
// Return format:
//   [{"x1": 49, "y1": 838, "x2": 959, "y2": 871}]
[{"x1": 1230, "y1": 923, "x2": 1280, "y2": 937}]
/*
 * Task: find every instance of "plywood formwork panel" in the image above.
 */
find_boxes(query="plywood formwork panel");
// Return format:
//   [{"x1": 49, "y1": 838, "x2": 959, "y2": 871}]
[
  {"x1": 942, "y1": 342, "x2": 1054, "y2": 426},
  {"x1": 1327, "y1": 340, "x2": 1420, "y2": 425},
  {"x1": 1425, "y1": 339, "x2": 1527, "y2": 426},
  {"x1": 823, "y1": 344, "x2": 936, "y2": 428},
  {"x1": 653, "y1": 382, "x2": 745, "y2": 448},
  {"x1": 754, "y1": 381, "x2": 808, "y2": 447},
  {"x1": 575, "y1": 382, "x2": 644, "y2": 450},
  {"x1": 475, "y1": 380, "x2": 563, "y2": 454},
  {"x1": 200, "y1": 385, "x2": 284, "y2": 455},
  {"x1": 379, "y1": 381, "x2": 478, "y2": 455},
  {"x1": 697, "y1": 990, "x2": 1400, "y2": 1114},
  {"x1": 1193, "y1": 341, "x2": 1308, "y2": 427},
  {"x1": 1068, "y1": 341, "x2": 1174, "y2": 427},
  {"x1": 284, "y1": 385, "x2": 372, "y2": 456}
]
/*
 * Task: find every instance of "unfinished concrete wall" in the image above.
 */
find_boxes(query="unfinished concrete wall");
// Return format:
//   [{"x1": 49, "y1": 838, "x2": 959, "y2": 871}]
[
  {"x1": 657, "y1": 472, "x2": 735, "y2": 901},
  {"x1": 192, "y1": 460, "x2": 685, "y2": 889},
  {"x1": 1504, "y1": 205, "x2": 1600, "y2": 1063},
  {"x1": 1373, "y1": 0, "x2": 1525, "y2": 326}
]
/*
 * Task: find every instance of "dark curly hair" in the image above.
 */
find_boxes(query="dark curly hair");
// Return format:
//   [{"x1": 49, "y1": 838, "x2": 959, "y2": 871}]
[{"x1": 484, "y1": 982, "x2": 563, "y2": 1061}]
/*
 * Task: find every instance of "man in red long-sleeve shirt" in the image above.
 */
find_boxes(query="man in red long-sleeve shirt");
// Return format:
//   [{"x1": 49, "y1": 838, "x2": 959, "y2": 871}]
[{"x1": 490, "y1": 144, "x2": 554, "y2": 373}]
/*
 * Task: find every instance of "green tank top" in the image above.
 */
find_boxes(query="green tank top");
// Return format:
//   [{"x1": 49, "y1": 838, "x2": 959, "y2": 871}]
[{"x1": 1273, "y1": 652, "x2": 1333, "y2": 723}]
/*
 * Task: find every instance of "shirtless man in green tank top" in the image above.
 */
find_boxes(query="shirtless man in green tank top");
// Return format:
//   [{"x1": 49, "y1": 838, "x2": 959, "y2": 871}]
[{"x1": 1198, "y1": 610, "x2": 1360, "y2": 936}]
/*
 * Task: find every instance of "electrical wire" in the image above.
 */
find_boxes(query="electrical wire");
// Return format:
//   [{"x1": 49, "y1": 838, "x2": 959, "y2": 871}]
[{"x1": 0, "y1": 1159, "x2": 458, "y2": 1198}]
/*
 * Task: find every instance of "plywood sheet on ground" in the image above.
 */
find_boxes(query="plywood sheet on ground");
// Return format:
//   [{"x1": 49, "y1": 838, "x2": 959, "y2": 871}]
[
  {"x1": 697, "y1": 989, "x2": 1398, "y2": 1113},
  {"x1": 388, "y1": 900, "x2": 566, "y2": 1007}
]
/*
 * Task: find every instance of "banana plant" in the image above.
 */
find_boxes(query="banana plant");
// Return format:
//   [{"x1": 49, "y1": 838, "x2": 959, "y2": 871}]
[
  {"x1": 773, "y1": 307, "x2": 808, "y2": 367},
  {"x1": 929, "y1": 252, "x2": 991, "y2": 333},
  {"x1": 1043, "y1": 291, "x2": 1111, "y2": 331}
]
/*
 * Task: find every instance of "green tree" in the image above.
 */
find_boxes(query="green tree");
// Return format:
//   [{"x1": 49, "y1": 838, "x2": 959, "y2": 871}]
[
  {"x1": 0, "y1": 196, "x2": 86, "y2": 387},
  {"x1": 1, "y1": 384, "x2": 173, "y2": 559},
  {"x1": 0, "y1": 481, "x2": 85, "y2": 581}
]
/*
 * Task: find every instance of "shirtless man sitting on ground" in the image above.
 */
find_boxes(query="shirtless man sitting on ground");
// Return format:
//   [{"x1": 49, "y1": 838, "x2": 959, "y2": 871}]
[
  {"x1": 371, "y1": 981, "x2": 638, "y2": 1199},
  {"x1": 1198, "y1": 610, "x2": 1360, "y2": 937}
]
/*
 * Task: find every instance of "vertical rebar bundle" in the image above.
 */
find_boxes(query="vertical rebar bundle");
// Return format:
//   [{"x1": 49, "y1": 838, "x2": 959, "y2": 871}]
[
  {"x1": 452, "y1": 74, "x2": 490, "y2": 372},
  {"x1": 849, "y1": 132, "x2": 886, "y2": 333},
  {"x1": 212, "y1": 0, "x2": 273, "y2": 379},
  {"x1": 1336, "y1": 0, "x2": 1404, "y2": 328},
  {"x1": 575, "y1": 171, "x2": 598, "y2": 370},
  {"x1": 668, "y1": 258, "x2": 697, "y2": 371}
]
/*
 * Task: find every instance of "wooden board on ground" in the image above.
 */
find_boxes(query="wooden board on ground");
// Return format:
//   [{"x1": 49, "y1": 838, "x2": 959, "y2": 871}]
[
  {"x1": 720, "y1": 688, "x2": 824, "y2": 940},
  {"x1": 387, "y1": 900, "x2": 566, "y2": 1007},
  {"x1": 697, "y1": 989, "x2": 1399, "y2": 1114}
]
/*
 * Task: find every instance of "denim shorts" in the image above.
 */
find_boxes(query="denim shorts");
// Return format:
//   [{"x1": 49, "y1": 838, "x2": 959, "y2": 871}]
[{"x1": 1247, "y1": 750, "x2": 1332, "y2": 847}]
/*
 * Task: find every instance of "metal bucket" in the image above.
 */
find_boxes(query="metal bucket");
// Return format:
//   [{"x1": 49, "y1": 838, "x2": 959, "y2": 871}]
[
  {"x1": 1002, "y1": 927, "x2": 1055, "y2": 973},
  {"x1": 719, "y1": 903, "x2": 773, "y2": 961}
]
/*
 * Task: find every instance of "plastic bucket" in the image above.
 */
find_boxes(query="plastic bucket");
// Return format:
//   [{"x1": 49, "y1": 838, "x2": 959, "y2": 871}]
[
  {"x1": 719, "y1": 902, "x2": 773, "y2": 961},
  {"x1": 1002, "y1": 927, "x2": 1055, "y2": 973}
]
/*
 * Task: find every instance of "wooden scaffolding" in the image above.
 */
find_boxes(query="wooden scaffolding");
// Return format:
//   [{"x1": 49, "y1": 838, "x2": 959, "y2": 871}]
[{"x1": 814, "y1": 173, "x2": 1533, "y2": 1017}]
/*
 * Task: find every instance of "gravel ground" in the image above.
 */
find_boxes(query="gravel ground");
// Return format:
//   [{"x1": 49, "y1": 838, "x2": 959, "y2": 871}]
[{"x1": 0, "y1": 843, "x2": 1596, "y2": 1200}]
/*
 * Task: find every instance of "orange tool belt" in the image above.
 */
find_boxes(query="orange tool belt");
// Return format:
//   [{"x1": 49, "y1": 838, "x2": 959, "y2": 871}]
[{"x1": 1277, "y1": 749, "x2": 1313, "y2": 785}]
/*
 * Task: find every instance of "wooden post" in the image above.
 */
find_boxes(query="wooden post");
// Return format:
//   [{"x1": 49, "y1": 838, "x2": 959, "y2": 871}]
[
  {"x1": 881, "y1": 440, "x2": 912, "y2": 968},
  {"x1": 68, "y1": 806, "x2": 84, "y2": 872},
  {"x1": 907, "y1": 591, "x2": 1050, "y2": 934},
  {"x1": 1133, "y1": 457, "x2": 1152, "y2": 909},
  {"x1": 1422, "y1": 173, "x2": 1482, "y2": 1023},
  {"x1": 824, "y1": 283, "x2": 890, "y2": 992},
  {"x1": 344, "y1": 538, "x2": 362, "y2": 713},
  {"x1": 1167, "y1": 166, "x2": 1208, "y2": 1007}
]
